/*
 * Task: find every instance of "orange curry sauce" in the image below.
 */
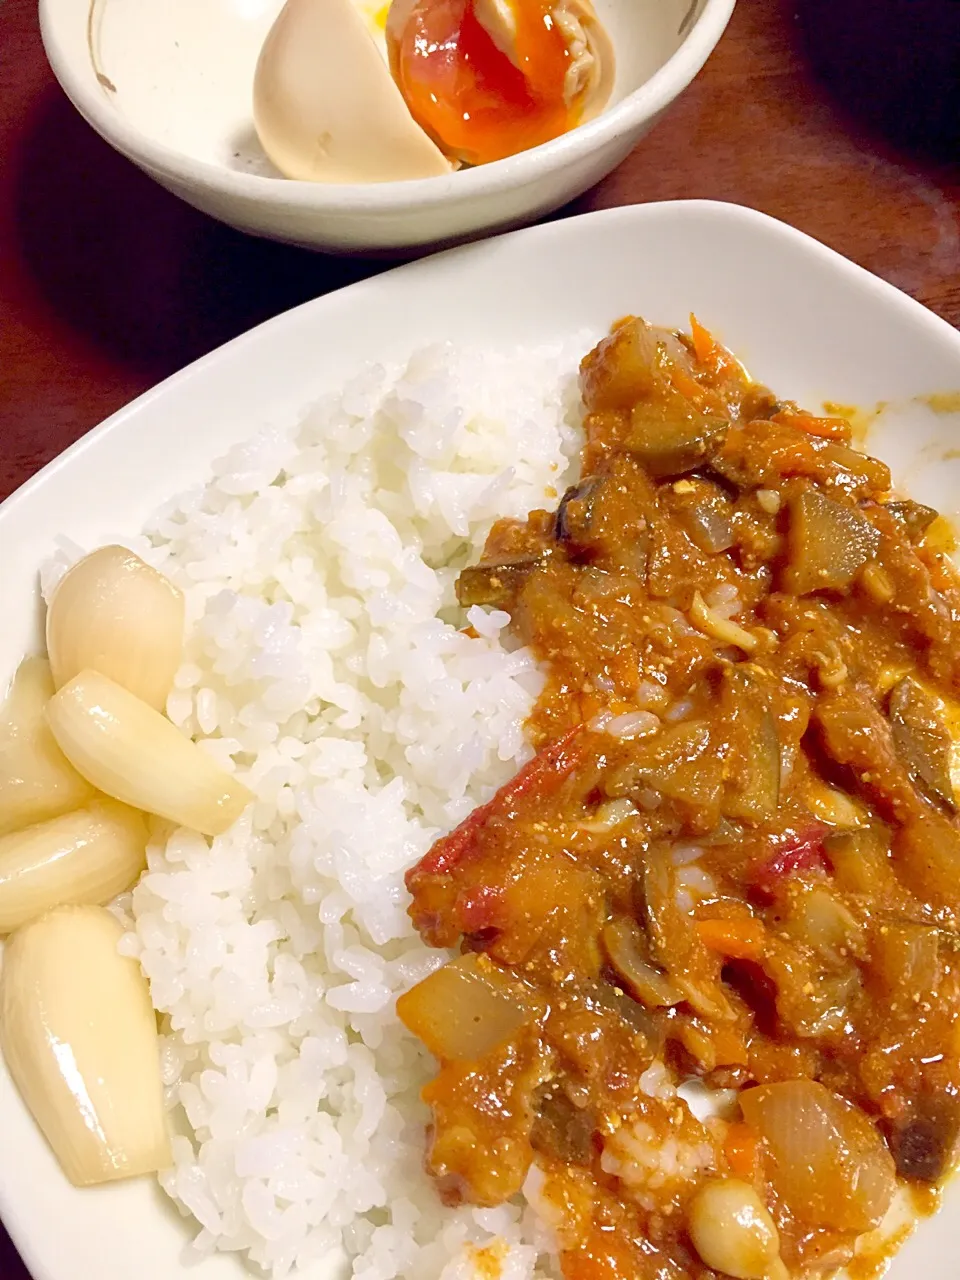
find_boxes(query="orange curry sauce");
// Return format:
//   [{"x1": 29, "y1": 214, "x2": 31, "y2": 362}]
[{"x1": 398, "y1": 317, "x2": 960, "y2": 1279}]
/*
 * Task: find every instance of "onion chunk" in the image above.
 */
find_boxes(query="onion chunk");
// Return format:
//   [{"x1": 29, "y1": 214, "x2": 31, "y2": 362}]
[
  {"x1": 741, "y1": 1080, "x2": 896, "y2": 1232},
  {"x1": 397, "y1": 953, "x2": 532, "y2": 1061}
]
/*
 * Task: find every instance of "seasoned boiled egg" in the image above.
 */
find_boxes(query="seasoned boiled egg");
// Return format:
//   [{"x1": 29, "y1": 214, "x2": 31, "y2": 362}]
[
  {"x1": 254, "y1": 0, "x2": 614, "y2": 182},
  {"x1": 253, "y1": 0, "x2": 452, "y2": 183},
  {"x1": 387, "y1": 0, "x2": 614, "y2": 166}
]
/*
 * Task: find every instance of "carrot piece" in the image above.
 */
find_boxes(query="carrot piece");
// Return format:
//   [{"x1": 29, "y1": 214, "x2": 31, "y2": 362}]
[
  {"x1": 774, "y1": 409, "x2": 851, "y2": 442},
  {"x1": 921, "y1": 548, "x2": 960, "y2": 595},
  {"x1": 724, "y1": 1122, "x2": 759, "y2": 1179},
  {"x1": 611, "y1": 643, "x2": 641, "y2": 692},
  {"x1": 775, "y1": 438, "x2": 823, "y2": 476},
  {"x1": 712, "y1": 1022, "x2": 750, "y2": 1067},
  {"x1": 696, "y1": 916, "x2": 766, "y2": 960},
  {"x1": 668, "y1": 362, "x2": 705, "y2": 402},
  {"x1": 407, "y1": 724, "x2": 585, "y2": 882},
  {"x1": 562, "y1": 1231, "x2": 644, "y2": 1280},
  {"x1": 689, "y1": 313, "x2": 739, "y2": 380},
  {"x1": 689, "y1": 313, "x2": 718, "y2": 366},
  {"x1": 797, "y1": 416, "x2": 851, "y2": 441}
]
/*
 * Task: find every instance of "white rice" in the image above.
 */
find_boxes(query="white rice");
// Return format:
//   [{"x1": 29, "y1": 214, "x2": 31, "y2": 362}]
[
  {"x1": 602, "y1": 709, "x2": 661, "y2": 739},
  {"x1": 703, "y1": 582, "x2": 742, "y2": 620},
  {"x1": 600, "y1": 1105, "x2": 716, "y2": 1211},
  {"x1": 44, "y1": 339, "x2": 594, "y2": 1280}
]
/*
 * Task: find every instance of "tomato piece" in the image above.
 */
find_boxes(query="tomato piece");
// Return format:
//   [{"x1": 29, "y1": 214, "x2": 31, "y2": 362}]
[
  {"x1": 406, "y1": 726, "x2": 587, "y2": 948},
  {"x1": 408, "y1": 724, "x2": 585, "y2": 883},
  {"x1": 454, "y1": 882, "x2": 506, "y2": 933},
  {"x1": 752, "y1": 824, "x2": 829, "y2": 897}
]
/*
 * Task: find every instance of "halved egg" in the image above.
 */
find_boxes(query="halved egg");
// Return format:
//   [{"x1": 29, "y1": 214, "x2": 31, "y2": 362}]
[
  {"x1": 253, "y1": 0, "x2": 614, "y2": 182},
  {"x1": 387, "y1": 0, "x2": 614, "y2": 166},
  {"x1": 253, "y1": 0, "x2": 452, "y2": 183}
]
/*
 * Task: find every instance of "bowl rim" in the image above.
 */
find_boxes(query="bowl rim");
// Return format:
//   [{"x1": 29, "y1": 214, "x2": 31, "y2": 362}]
[{"x1": 38, "y1": 0, "x2": 736, "y2": 213}]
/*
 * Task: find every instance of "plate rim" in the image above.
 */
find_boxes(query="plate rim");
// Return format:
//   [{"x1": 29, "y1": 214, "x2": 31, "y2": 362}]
[{"x1": 3, "y1": 198, "x2": 960, "y2": 535}]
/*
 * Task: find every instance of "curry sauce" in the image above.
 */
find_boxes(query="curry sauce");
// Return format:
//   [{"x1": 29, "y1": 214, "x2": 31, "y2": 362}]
[{"x1": 398, "y1": 316, "x2": 960, "y2": 1279}]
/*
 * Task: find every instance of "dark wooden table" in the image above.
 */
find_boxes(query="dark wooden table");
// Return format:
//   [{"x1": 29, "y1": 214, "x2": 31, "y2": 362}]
[{"x1": 1, "y1": 0, "x2": 959, "y2": 1273}]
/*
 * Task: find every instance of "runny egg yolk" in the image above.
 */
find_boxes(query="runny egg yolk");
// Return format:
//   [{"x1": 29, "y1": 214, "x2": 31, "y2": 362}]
[{"x1": 387, "y1": 0, "x2": 577, "y2": 166}]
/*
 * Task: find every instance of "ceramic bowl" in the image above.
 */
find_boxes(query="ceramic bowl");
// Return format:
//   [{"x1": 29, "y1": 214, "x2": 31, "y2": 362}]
[{"x1": 38, "y1": 0, "x2": 735, "y2": 253}]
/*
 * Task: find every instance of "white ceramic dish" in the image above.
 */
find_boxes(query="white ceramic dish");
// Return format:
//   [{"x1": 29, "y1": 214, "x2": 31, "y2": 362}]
[
  {"x1": 2, "y1": 199, "x2": 960, "y2": 1279},
  {"x1": 38, "y1": 0, "x2": 734, "y2": 252}
]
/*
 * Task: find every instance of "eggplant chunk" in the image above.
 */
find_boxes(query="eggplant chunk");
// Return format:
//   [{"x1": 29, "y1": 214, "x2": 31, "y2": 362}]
[
  {"x1": 818, "y1": 441, "x2": 891, "y2": 493},
  {"x1": 710, "y1": 422, "x2": 889, "y2": 494},
  {"x1": 672, "y1": 480, "x2": 735, "y2": 554},
  {"x1": 889, "y1": 1094, "x2": 960, "y2": 1183},
  {"x1": 720, "y1": 667, "x2": 780, "y2": 824},
  {"x1": 815, "y1": 687, "x2": 921, "y2": 821},
  {"x1": 555, "y1": 476, "x2": 604, "y2": 551},
  {"x1": 784, "y1": 490, "x2": 881, "y2": 594},
  {"x1": 889, "y1": 676, "x2": 959, "y2": 811},
  {"x1": 884, "y1": 499, "x2": 939, "y2": 543},
  {"x1": 601, "y1": 917, "x2": 684, "y2": 1008},
  {"x1": 531, "y1": 1088, "x2": 595, "y2": 1165},
  {"x1": 456, "y1": 557, "x2": 541, "y2": 609},
  {"x1": 739, "y1": 386, "x2": 783, "y2": 421},
  {"x1": 626, "y1": 410, "x2": 728, "y2": 478},
  {"x1": 610, "y1": 722, "x2": 725, "y2": 828}
]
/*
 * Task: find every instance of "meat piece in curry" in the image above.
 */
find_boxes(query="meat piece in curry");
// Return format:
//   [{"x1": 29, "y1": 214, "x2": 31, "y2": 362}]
[{"x1": 397, "y1": 315, "x2": 960, "y2": 1279}]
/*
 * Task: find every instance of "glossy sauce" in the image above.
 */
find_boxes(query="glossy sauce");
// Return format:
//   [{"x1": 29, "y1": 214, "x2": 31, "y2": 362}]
[{"x1": 399, "y1": 317, "x2": 960, "y2": 1279}]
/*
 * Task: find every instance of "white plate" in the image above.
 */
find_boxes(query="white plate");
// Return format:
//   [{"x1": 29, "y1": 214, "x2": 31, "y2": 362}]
[{"x1": 2, "y1": 199, "x2": 960, "y2": 1280}]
